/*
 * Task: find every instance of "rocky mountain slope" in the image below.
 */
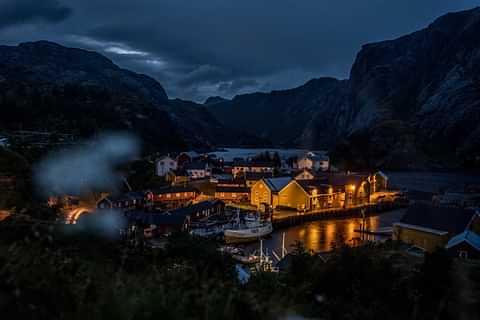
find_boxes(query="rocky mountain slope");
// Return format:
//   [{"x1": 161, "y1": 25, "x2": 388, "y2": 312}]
[
  {"x1": 0, "y1": 41, "x2": 258, "y2": 152},
  {"x1": 208, "y1": 7, "x2": 480, "y2": 168}
]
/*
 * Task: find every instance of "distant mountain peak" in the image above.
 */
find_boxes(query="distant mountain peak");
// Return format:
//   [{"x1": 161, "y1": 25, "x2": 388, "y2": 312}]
[{"x1": 204, "y1": 96, "x2": 228, "y2": 105}]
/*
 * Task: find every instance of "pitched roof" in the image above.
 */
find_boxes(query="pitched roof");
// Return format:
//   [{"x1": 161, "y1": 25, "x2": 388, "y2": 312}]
[
  {"x1": 152, "y1": 186, "x2": 197, "y2": 194},
  {"x1": 297, "y1": 180, "x2": 332, "y2": 195},
  {"x1": 233, "y1": 161, "x2": 275, "y2": 168},
  {"x1": 327, "y1": 173, "x2": 369, "y2": 187},
  {"x1": 168, "y1": 200, "x2": 224, "y2": 217},
  {"x1": 398, "y1": 203, "x2": 477, "y2": 235},
  {"x1": 446, "y1": 231, "x2": 480, "y2": 251},
  {"x1": 263, "y1": 177, "x2": 292, "y2": 192},
  {"x1": 244, "y1": 172, "x2": 274, "y2": 180},
  {"x1": 215, "y1": 186, "x2": 250, "y2": 193},
  {"x1": 126, "y1": 211, "x2": 188, "y2": 225}
]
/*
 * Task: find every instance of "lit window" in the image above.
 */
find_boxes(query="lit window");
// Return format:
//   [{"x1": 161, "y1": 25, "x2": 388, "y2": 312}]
[
  {"x1": 176, "y1": 193, "x2": 180, "y2": 197},
  {"x1": 167, "y1": 194, "x2": 171, "y2": 198}
]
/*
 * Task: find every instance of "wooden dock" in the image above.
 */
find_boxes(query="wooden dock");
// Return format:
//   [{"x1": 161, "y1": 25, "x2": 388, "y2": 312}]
[{"x1": 272, "y1": 201, "x2": 405, "y2": 229}]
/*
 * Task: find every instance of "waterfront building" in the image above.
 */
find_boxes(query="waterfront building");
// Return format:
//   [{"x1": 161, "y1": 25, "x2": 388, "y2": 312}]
[
  {"x1": 151, "y1": 186, "x2": 198, "y2": 209},
  {"x1": 215, "y1": 186, "x2": 250, "y2": 203},
  {"x1": 250, "y1": 177, "x2": 292, "y2": 209},
  {"x1": 446, "y1": 230, "x2": 480, "y2": 260},
  {"x1": 393, "y1": 203, "x2": 480, "y2": 252}
]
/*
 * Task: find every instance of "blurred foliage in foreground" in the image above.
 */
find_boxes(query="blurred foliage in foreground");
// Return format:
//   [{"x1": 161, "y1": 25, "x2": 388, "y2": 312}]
[{"x1": 0, "y1": 215, "x2": 474, "y2": 320}]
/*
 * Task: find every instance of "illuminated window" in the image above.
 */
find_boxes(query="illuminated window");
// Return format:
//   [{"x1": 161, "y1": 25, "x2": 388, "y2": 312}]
[
  {"x1": 176, "y1": 193, "x2": 180, "y2": 197},
  {"x1": 166, "y1": 194, "x2": 171, "y2": 198}
]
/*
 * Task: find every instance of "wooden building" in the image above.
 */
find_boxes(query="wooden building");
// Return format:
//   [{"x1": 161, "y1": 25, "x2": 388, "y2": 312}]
[
  {"x1": 244, "y1": 172, "x2": 274, "y2": 187},
  {"x1": 393, "y1": 203, "x2": 479, "y2": 252},
  {"x1": 156, "y1": 156, "x2": 177, "y2": 177},
  {"x1": 215, "y1": 186, "x2": 250, "y2": 203},
  {"x1": 127, "y1": 211, "x2": 191, "y2": 237},
  {"x1": 446, "y1": 230, "x2": 480, "y2": 260},
  {"x1": 166, "y1": 200, "x2": 225, "y2": 221},
  {"x1": 97, "y1": 191, "x2": 153, "y2": 210},
  {"x1": 250, "y1": 177, "x2": 292, "y2": 209},
  {"x1": 232, "y1": 161, "x2": 275, "y2": 178},
  {"x1": 151, "y1": 186, "x2": 198, "y2": 209},
  {"x1": 297, "y1": 152, "x2": 329, "y2": 172}
]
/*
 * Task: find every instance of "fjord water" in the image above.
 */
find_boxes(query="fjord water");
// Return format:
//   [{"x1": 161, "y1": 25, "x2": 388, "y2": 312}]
[{"x1": 255, "y1": 209, "x2": 407, "y2": 254}]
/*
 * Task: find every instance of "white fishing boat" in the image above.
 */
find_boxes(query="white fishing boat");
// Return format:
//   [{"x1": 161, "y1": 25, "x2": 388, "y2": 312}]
[{"x1": 223, "y1": 210, "x2": 273, "y2": 244}]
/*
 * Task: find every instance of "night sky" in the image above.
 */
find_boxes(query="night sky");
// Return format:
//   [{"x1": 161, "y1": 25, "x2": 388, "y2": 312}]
[{"x1": 1, "y1": 0, "x2": 480, "y2": 102}]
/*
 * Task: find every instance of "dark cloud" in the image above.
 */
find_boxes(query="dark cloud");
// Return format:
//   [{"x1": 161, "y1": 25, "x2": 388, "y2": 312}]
[
  {"x1": 1, "y1": 0, "x2": 479, "y2": 101},
  {"x1": 0, "y1": 0, "x2": 72, "y2": 29}
]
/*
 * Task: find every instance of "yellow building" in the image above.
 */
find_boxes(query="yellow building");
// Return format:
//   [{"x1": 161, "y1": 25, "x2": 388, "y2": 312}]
[
  {"x1": 251, "y1": 178, "x2": 342, "y2": 211},
  {"x1": 393, "y1": 203, "x2": 479, "y2": 252},
  {"x1": 251, "y1": 177, "x2": 291, "y2": 209}
]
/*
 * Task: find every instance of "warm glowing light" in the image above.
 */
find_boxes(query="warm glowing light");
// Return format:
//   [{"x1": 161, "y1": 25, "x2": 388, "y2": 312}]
[{"x1": 349, "y1": 185, "x2": 356, "y2": 192}]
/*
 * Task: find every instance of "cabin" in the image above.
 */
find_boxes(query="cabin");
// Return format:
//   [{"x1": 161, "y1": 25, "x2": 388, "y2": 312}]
[
  {"x1": 215, "y1": 186, "x2": 250, "y2": 203},
  {"x1": 151, "y1": 186, "x2": 198, "y2": 208},
  {"x1": 216, "y1": 178, "x2": 245, "y2": 188},
  {"x1": 97, "y1": 191, "x2": 153, "y2": 210},
  {"x1": 126, "y1": 211, "x2": 191, "y2": 236},
  {"x1": 176, "y1": 151, "x2": 200, "y2": 167},
  {"x1": 297, "y1": 152, "x2": 329, "y2": 172},
  {"x1": 250, "y1": 177, "x2": 292, "y2": 209},
  {"x1": 393, "y1": 203, "x2": 479, "y2": 252},
  {"x1": 232, "y1": 161, "x2": 275, "y2": 178},
  {"x1": 446, "y1": 231, "x2": 480, "y2": 260},
  {"x1": 184, "y1": 162, "x2": 211, "y2": 179},
  {"x1": 156, "y1": 156, "x2": 177, "y2": 177},
  {"x1": 166, "y1": 200, "x2": 225, "y2": 221}
]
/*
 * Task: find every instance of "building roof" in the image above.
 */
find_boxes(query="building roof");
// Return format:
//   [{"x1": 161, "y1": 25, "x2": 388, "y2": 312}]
[
  {"x1": 263, "y1": 177, "x2": 292, "y2": 192},
  {"x1": 167, "y1": 200, "x2": 224, "y2": 217},
  {"x1": 157, "y1": 155, "x2": 175, "y2": 162},
  {"x1": 327, "y1": 173, "x2": 369, "y2": 187},
  {"x1": 446, "y1": 230, "x2": 480, "y2": 251},
  {"x1": 233, "y1": 161, "x2": 275, "y2": 168},
  {"x1": 152, "y1": 186, "x2": 197, "y2": 195},
  {"x1": 101, "y1": 191, "x2": 146, "y2": 203},
  {"x1": 215, "y1": 186, "x2": 250, "y2": 193},
  {"x1": 244, "y1": 172, "x2": 274, "y2": 180},
  {"x1": 398, "y1": 203, "x2": 477, "y2": 235},
  {"x1": 297, "y1": 180, "x2": 332, "y2": 195},
  {"x1": 126, "y1": 211, "x2": 188, "y2": 225}
]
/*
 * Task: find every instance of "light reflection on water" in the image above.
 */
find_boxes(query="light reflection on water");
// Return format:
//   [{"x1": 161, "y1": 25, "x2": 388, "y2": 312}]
[{"x1": 247, "y1": 209, "x2": 406, "y2": 254}]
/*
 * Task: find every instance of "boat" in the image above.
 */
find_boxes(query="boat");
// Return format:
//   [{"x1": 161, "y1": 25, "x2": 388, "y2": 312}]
[
  {"x1": 223, "y1": 210, "x2": 273, "y2": 244},
  {"x1": 219, "y1": 246, "x2": 260, "y2": 264},
  {"x1": 190, "y1": 225, "x2": 224, "y2": 238}
]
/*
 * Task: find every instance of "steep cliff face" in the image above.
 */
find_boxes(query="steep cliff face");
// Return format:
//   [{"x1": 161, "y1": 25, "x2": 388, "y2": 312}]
[
  {"x1": 209, "y1": 7, "x2": 480, "y2": 168},
  {"x1": 347, "y1": 7, "x2": 480, "y2": 167}
]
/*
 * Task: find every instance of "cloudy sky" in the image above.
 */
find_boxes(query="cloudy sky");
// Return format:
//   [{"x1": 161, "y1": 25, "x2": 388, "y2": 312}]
[{"x1": 1, "y1": 0, "x2": 479, "y2": 102}]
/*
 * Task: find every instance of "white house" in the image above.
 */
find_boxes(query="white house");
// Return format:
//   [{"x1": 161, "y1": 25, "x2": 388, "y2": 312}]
[
  {"x1": 156, "y1": 156, "x2": 178, "y2": 176},
  {"x1": 185, "y1": 162, "x2": 211, "y2": 179},
  {"x1": 297, "y1": 152, "x2": 329, "y2": 172}
]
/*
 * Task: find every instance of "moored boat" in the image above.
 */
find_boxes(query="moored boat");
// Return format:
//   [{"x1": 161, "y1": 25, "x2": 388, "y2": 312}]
[{"x1": 223, "y1": 210, "x2": 273, "y2": 244}]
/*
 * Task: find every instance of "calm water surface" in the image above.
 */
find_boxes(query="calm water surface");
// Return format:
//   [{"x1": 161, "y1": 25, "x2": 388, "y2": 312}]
[{"x1": 246, "y1": 209, "x2": 406, "y2": 254}]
